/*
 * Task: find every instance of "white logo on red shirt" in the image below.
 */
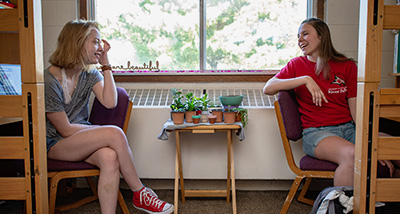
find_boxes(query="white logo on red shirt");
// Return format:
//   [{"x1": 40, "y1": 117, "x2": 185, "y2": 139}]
[
  {"x1": 331, "y1": 75, "x2": 346, "y2": 86},
  {"x1": 328, "y1": 75, "x2": 347, "y2": 94}
]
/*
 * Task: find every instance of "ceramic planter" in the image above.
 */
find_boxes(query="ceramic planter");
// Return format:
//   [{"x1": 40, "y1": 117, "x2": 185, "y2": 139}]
[
  {"x1": 171, "y1": 112, "x2": 184, "y2": 124},
  {"x1": 219, "y1": 95, "x2": 243, "y2": 106},
  {"x1": 223, "y1": 111, "x2": 236, "y2": 124},
  {"x1": 208, "y1": 114, "x2": 217, "y2": 124},
  {"x1": 200, "y1": 111, "x2": 209, "y2": 123},
  {"x1": 235, "y1": 112, "x2": 241, "y2": 122},
  {"x1": 212, "y1": 110, "x2": 223, "y2": 123},
  {"x1": 192, "y1": 115, "x2": 200, "y2": 124},
  {"x1": 185, "y1": 111, "x2": 196, "y2": 123}
]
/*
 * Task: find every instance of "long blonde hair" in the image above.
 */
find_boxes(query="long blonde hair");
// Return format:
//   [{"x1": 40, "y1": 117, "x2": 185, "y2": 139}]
[
  {"x1": 301, "y1": 18, "x2": 355, "y2": 80},
  {"x1": 49, "y1": 20, "x2": 99, "y2": 69}
]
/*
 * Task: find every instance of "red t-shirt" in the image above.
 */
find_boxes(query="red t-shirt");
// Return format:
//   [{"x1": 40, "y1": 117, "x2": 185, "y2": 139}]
[{"x1": 275, "y1": 56, "x2": 357, "y2": 129}]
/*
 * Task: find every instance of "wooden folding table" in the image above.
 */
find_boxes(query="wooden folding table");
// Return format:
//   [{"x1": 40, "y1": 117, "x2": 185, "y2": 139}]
[{"x1": 172, "y1": 124, "x2": 241, "y2": 214}]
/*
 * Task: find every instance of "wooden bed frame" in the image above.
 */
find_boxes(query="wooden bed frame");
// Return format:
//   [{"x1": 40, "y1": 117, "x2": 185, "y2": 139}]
[
  {"x1": 0, "y1": 0, "x2": 47, "y2": 213},
  {"x1": 355, "y1": 1, "x2": 400, "y2": 213}
]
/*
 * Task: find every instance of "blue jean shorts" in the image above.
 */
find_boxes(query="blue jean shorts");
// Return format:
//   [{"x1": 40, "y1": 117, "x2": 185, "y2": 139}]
[
  {"x1": 302, "y1": 121, "x2": 355, "y2": 158},
  {"x1": 46, "y1": 137, "x2": 59, "y2": 152}
]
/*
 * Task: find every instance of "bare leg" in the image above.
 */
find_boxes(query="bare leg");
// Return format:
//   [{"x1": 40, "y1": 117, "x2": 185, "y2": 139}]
[
  {"x1": 84, "y1": 148, "x2": 120, "y2": 214},
  {"x1": 48, "y1": 125, "x2": 143, "y2": 191},
  {"x1": 314, "y1": 136, "x2": 355, "y2": 186}
]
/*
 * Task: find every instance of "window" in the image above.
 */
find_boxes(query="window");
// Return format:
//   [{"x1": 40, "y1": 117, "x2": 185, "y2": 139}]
[{"x1": 95, "y1": 0, "x2": 309, "y2": 71}]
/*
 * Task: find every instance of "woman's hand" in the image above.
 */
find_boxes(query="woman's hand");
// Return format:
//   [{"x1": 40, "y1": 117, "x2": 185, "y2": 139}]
[
  {"x1": 304, "y1": 76, "x2": 328, "y2": 106},
  {"x1": 379, "y1": 160, "x2": 395, "y2": 177},
  {"x1": 99, "y1": 39, "x2": 111, "y2": 66}
]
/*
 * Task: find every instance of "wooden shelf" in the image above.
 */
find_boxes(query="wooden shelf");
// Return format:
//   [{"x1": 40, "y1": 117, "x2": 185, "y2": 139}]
[{"x1": 0, "y1": 9, "x2": 19, "y2": 32}]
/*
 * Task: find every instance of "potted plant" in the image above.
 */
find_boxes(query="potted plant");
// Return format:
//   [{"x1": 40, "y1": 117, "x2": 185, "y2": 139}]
[
  {"x1": 223, "y1": 106, "x2": 236, "y2": 124},
  {"x1": 196, "y1": 94, "x2": 210, "y2": 123},
  {"x1": 209, "y1": 102, "x2": 223, "y2": 123},
  {"x1": 192, "y1": 115, "x2": 201, "y2": 124},
  {"x1": 233, "y1": 107, "x2": 248, "y2": 128},
  {"x1": 208, "y1": 114, "x2": 217, "y2": 124},
  {"x1": 184, "y1": 92, "x2": 199, "y2": 123},
  {"x1": 170, "y1": 89, "x2": 185, "y2": 124}
]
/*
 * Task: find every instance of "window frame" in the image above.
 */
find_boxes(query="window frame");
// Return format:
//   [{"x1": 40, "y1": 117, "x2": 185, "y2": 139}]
[{"x1": 82, "y1": 0, "x2": 323, "y2": 82}]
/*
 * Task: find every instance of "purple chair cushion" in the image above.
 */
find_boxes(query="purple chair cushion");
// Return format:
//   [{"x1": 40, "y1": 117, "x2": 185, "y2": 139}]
[
  {"x1": 47, "y1": 159, "x2": 97, "y2": 172},
  {"x1": 300, "y1": 155, "x2": 391, "y2": 178},
  {"x1": 300, "y1": 155, "x2": 338, "y2": 171},
  {"x1": 278, "y1": 90, "x2": 303, "y2": 141}
]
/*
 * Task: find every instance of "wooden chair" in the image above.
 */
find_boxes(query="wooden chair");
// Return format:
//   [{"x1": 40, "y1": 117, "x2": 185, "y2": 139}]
[
  {"x1": 47, "y1": 87, "x2": 133, "y2": 214},
  {"x1": 273, "y1": 90, "x2": 337, "y2": 214}
]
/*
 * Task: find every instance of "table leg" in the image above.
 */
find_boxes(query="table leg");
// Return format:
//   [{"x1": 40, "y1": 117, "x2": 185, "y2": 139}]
[
  {"x1": 174, "y1": 148, "x2": 179, "y2": 214},
  {"x1": 228, "y1": 130, "x2": 237, "y2": 214},
  {"x1": 226, "y1": 130, "x2": 231, "y2": 203},
  {"x1": 175, "y1": 130, "x2": 185, "y2": 203}
]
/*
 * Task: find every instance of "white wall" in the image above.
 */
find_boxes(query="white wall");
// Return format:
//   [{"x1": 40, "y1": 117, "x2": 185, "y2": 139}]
[
  {"x1": 41, "y1": 0, "x2": 78, "y2": 69},
  {"x1": 40, "y1": 0, "x2": 398, "y2": 180}
]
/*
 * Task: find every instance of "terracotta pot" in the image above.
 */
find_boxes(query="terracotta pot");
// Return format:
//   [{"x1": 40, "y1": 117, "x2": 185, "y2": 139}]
[
  {"x1": 192, "y1": 115, "x2": 200, "y2": 124},
  {"x1": 208, "y1": 115, "x2": 217, "y2": 124},
  {"x1": 235, "y1": 112, "x2": 241, "y2": 122},
  {"x1": 223, "y1": 112, "x2": 236, "y2": 124},
  {"x1": 212, "y1": 110, "x2": 223, "y2": 123},
  {"x1": 171, "y1": 112, "x2": 184, "y2": 124},
  {"x1": 185, "y1": 111, "x2": 196, "y2": 123}
]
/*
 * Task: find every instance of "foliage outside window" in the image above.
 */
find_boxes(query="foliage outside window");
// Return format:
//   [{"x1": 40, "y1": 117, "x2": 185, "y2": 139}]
[{"x1": 96, "y1": 0, "x2": 308, "y2": 72}]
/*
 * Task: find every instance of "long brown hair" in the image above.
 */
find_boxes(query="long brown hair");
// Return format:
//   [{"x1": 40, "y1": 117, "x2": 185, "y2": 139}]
[
  {"x1": 49, "y1": 20, "x2": 99, "y2": 69},
  {"x1": 301, "y1": 18, "x2": 355, "y2": 80}
]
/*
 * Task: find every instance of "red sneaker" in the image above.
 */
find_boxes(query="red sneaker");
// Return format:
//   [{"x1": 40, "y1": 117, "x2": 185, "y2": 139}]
[{"x1": 133, "y1": 187, "x2": 174, "y2": 214}]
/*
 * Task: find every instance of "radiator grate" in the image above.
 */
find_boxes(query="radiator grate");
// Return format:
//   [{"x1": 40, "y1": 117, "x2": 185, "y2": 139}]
[{"x1": 123, "y1": 88, "x2": 277, "y2": 108}]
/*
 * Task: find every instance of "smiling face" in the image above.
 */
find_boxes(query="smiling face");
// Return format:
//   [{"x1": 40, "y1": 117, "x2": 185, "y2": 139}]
[
  {"x1": 85, "y1": 29, "x2": 103, "y2": 65},
  {"x1": 298, "y1": 23, "x2": 321, "y2": 62}
]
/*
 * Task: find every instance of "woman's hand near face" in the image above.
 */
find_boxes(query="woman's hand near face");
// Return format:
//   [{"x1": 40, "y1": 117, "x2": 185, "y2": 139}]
[
  {"x1": 304, "y1": 76, "x2": 328, "y2": 106},
  {"x1": 99, "y1": 39, "x2": 111, "y2": 66}
]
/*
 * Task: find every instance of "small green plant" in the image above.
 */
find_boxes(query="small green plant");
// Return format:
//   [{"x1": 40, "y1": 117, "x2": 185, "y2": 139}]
[
  {"x1": 233, "y1": 107, "x2": 248, "y2": 128},
  {"x1": 208, "y1": 102, "x2": 222, "y2": 108},
  {"x1": 223, "y1": 105, "x2": 236, "y2": 112},
  {"x1": 184, "y1": 92, "x2": 200, "y2": 111},
  {"x1": 170, "y1": 88, "x2": 185, "y2": 112},
  {"x1": 196, "y1": 93, "x2": 210, "y2": 111}
]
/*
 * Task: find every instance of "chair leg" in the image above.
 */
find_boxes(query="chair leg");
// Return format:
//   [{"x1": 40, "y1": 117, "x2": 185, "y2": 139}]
[
  {"x1": 281, "y1": 176, "x2": 305, "y2": 214},
  {"x1": 297, "y1": 177, "x2": 314, "y2": 205},
  {"x1": 86, "y1": 177, "x2": 98, "y2": 195},
  {"x1": 48, "y1": 177, "x2": 59, "y2": 214},
  {"x1": 118, "y1": 190, "x2": 129, "y2": 214}
]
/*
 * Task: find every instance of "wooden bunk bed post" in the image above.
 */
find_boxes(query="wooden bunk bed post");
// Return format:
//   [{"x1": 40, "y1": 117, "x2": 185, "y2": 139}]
[
  {"x1": 355, "y1": 0, "x2": 400, "y2": 213},
  {"x1": 18, "y1": 0, "x2": 48, "y2": 213},
  {"x1": 355, "y1": 1, "x2": 383, "y2": 213}
]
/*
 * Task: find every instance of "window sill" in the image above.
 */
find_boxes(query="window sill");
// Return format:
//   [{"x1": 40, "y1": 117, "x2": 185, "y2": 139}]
[{"x1": 112, "y1": 70, "x2": 278, "y2": 82}]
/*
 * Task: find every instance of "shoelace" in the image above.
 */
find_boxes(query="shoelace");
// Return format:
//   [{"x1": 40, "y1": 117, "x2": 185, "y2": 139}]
[{"x1": 140, "y1": 189, "x2": 164, "y2": 209}]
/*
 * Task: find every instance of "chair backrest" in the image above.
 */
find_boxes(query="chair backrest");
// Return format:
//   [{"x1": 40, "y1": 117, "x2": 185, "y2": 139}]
[
  {"x1": 274, "y1": 90, "x2": 304, "y2": 173},
  {"x1": 276, "y1": 90, "x2": 303, "y2": 141},
  {"x1": 275, "y1": 90, "x2": 339, "y2": 173},
  {"x1": 89, "y1": 87, "x2": 132, "y2": 133}
]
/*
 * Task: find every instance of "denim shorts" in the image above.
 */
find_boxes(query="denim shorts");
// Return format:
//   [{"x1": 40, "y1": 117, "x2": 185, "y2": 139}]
[
  {"x1": 46, "y1": 136, "x2": 58, "y2": 152},
  {"x1": 302, "y1": 121, "x2": 355, "y2": 158}
]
